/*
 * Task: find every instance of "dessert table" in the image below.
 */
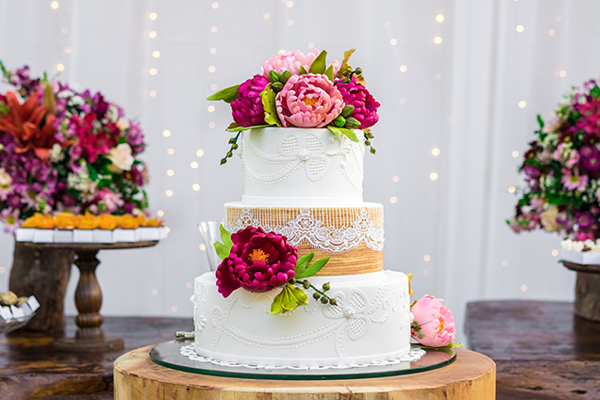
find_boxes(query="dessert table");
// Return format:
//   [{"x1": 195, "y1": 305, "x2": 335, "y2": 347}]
[{"x1": 466, "y1": 300, "x2": 600, "y2": 400}]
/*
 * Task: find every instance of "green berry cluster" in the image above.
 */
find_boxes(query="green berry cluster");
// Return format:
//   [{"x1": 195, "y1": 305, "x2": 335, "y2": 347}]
[
  {"x1": 268, "y1": 70, "x2": 291, "y2": 93},
  {"x1": 290, "y1": 278, "x2": 337, "y2": 306},
  {"x1": 220, "y1": 132, "x2": 241, "y2": 165}
]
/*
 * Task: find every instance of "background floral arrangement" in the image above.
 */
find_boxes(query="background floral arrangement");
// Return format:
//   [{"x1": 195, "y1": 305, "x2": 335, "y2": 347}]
[
  {"x1": 207, "y1": 48, "x2": 380, "y2": 164},
  {"x1": 509, "y1": 79, "x2": 600, "y2": 242},
  {"x1": 0, "y1": 62, "x2": 149, "y2": 232}
]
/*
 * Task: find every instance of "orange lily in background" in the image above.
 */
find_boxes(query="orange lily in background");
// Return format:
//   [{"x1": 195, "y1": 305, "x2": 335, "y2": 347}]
[{"x1": 0, "y1": 91, "x2": 58, "y2": 162}]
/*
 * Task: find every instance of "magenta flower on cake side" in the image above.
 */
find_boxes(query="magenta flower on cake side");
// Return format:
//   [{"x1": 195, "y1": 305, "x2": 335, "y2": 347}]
[
  {"x1": 335, "y1": 76, "x2": 380, "y2": 129},
  {"x1": 215, "y1": 226, "x2": 298, "y2": 298},
  {"x1": 275, "y1": 74, "x2": 344, "y2": 128},
  {"x1": 230, "y1": 74, "x2": 270, "y2": 127}
]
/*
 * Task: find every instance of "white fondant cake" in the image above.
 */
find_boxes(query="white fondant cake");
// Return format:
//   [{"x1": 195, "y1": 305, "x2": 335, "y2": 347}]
[
  {"x1": 192, "y1": 271, "x2": 411, "y2": 367},
  {"x1": 240, "y1": 128, "x2": 364, "y2": 206},
  {"x1": 191, "y1": 128, "x2": 413, "y2": 368}
]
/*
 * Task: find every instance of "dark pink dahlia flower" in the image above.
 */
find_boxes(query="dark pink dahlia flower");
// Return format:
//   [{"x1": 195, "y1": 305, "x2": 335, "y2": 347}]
[
  {"x1": 230, "y1": 74, "x2": 270, "y2": 127},
  {"x1": 335, "y1": 76, "x2": 380, "y2": 129},
  {"x1": 215, "y1": 226, "x2": 298, "y2": 298}
]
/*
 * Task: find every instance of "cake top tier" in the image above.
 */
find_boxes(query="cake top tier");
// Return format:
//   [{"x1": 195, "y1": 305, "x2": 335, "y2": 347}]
[{"x1": 240, "y1": 127, "x2": 364, "y2": 206}]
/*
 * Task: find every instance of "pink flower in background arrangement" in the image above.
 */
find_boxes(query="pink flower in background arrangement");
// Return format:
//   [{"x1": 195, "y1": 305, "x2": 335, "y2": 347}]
[
  {"x1": 231, "y1": 74, "x2": 270, "y2": 127},
  {"x1": 335, "y1": 76, "x2": 380, "y2": 129},
  {"x1": 411, "y1": 295, "x2": 456, "y2": 347},
  {"x1": 276, "y1": 74, "x2": 344, "y2": 128},
  {"x1": 262, "y1": 49, "x2": 339, "y2": 78},
  {"x1": 561, "y1": 169, "x2": 588, "y2": 192},
  {"x1": 215, "y1": 226, "x2": 298, "y2": 298}
]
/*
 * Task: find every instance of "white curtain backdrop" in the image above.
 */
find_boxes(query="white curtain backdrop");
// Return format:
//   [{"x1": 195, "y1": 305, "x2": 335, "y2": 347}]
[{"x1": 1, "y1": 0, "x2": 598, "y2": 344}]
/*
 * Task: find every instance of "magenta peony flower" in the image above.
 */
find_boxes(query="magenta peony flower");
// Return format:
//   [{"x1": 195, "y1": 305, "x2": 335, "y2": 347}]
[
  {"x1": 411, "y1": 295, "x2": 456, "y2": 347},
  {"x1": 216, "y1": 226, "x2": 298, "y2": 298},
  {"x1": 275, "y1": 74, "x2": 344, "y2": 128},
  {"x1": 580, "y1": 145, "x2": 600, "y2": 171},
  {"x1": 230, "y1": 75, "x2": 270, "y2": 127},
  {"x1": 335, "y1": 76, "x2": 380, "y2": 129},
  {"x1": 262, "y1": 49, "x2": 339, "y2": 78}
]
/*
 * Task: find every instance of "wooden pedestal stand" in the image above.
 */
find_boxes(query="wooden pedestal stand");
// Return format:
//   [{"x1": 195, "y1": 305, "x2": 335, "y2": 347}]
[
  {"x1": 114, "y1": 346, "x2": 496, "y2": 400},
  {"x1": 563, "y1": 261, "x2": 600, "y2": 322},
  {"x1": 18, "y1": 241, "x2": 158, "y2": 352}
]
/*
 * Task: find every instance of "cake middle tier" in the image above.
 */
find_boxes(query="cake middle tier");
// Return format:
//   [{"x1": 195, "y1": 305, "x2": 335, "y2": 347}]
[{"x1": 224, "y1": 202, "x2": 384, "y2": 276}]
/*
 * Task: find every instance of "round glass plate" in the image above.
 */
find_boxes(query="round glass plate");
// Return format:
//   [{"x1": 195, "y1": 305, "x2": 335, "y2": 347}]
[{"x1": 149, "y1": 340, "x2": 457, "y2": 381}]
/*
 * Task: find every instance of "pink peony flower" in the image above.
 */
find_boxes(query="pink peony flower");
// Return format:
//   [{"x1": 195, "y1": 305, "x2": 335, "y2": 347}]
[
  {"x1": 262, "y1": 49, "x2": 339, "y2": 78},
  {"x1": 561, "y1": 169, "x2": 588, "y2": 192},
  {"x1": 411, "y1": 295, "x2": 456, "y2": 347},
  {"x1": 275, "y1": 74, "x2": 344, "y2": 128},
  {"x1": 230, "y1": 74, "x2": 270, "y2": 127},
  {"x1": 335, "y1": 76, "x2": 380, "y2": 129},
  {"x1": 215, "y1": 226, "x2": 298, "y2": 298}
]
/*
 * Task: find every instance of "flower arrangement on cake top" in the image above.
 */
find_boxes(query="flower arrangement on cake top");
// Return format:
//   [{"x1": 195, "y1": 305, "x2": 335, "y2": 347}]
[
  {"x1": 0, "y1": 62, "x2": 150, "y2": 232},
  {"x1": 509, "y1": 79, "x2": 600, "y2": 246},
  {"x1": 207, "y1": 49, "x2": 380, "y2": 164}
]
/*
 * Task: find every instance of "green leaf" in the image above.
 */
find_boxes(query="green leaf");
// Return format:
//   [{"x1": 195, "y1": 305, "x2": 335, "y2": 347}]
[
  {"x1": 337, "y1": 48, "x2": 356, "y2": 78},
  {"x1": 269, "y1": 284, "x2": 309, "y2": 314},
  {"x1": 299, "y1": 65, "x2": 308, "y2": 75},
  {"x1": 537, "y1": 114, "x2": 544, "y2": 129},
  {"x1": 324, "y1": 65, "x2": 334, "y2": 82},
  {"x1": 591, "y1": 85, "x2": 600, "y2": 99},
  {"x1": 87, "y1": 163, "x2": 99, "y2": 181},
  {"x1": 294, "y1": 257, "x2": 330, "y2": 279},
  {"x1": 327, "y1": 125, "x2": 342, "y2": 137},
  {"x1": 309, "y1": 50, "x2": 327, "y2": 75},
  {"x1": 219, "y1": 224, "x2": 233, "y2": 248},
  {"x1": 260, "y1": 84, "x2": 283, "y2": 127},
  {"x1": 294, "y1": 252, "x2": 314, "y2": 274},
  {"x1": 214, "y1": 241, "x2": 230, "y2": 260},
  {"x1": 339, "y1": 128, "x2": 360, "y2": 142},
  {"x1": 226, "y1": 123, "x2": 271, "y2": 133},
  {"x1": 206, "y1": 84, "x2": 241, "y2": 103}
]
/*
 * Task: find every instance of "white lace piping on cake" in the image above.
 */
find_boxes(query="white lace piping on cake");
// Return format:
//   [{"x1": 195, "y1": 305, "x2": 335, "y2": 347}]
[
  {"x1": 224, "y1": 207, "x2": 384, "y2": 253},
  {"x1": 180, "y1": 344, "x2": 425, "y2": 370}
]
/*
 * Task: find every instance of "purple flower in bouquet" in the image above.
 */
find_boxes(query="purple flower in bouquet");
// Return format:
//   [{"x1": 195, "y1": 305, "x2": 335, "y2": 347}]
[
  {"x1": 561, "y1": 169, "x2": 588, "y2": 192},
  {"x1": 580, "y1": 145, "x2": 600, "y2": 171},
  {"x1": 523, "y1": 164, "x2": 541, "y2": 180},
  {"x1": 276, "y1": 74, "x2": 344, "y2": 128},
  {"x1": 230, "y1": 74, "x2": 270, "y2": 127},
  {"x1": 335, "y1": 75, "x2": 380, "y2": 129},
  {"x1": 215, "y1": 226, "x2": 298, "y2": 298},
  {"x1": 0, "y1": 208, "x2": 20, "y2": 233},
  {"x1": 578, "y1": 212, "x2": 594, "y2": 228},
  {"x1": 126, "y1": 122, "x2": 145, "y2": 154}
]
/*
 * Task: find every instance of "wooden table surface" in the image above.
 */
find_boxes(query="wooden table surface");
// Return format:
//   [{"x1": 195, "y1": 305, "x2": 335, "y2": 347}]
[
  {"x1": 466, "y1": 300, "x2": 600, "y2": 400},
  {"x1": 0, "y1": 316, "x2": 192, "y2": 400}
]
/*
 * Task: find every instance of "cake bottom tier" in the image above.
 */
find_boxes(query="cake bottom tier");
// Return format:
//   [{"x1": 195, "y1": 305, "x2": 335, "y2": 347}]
[{"x1": 191, "y1": 271, "x2": 412, "y2": 368}]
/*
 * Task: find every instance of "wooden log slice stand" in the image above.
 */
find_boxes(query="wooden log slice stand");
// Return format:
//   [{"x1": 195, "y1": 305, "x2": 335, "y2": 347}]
[
  {"x1": 114, "y1": 346, "x2": 496, "y2": 399},
  {"x1": 563, "y1": 261, "x2": 600, "y2": 322},
  {"x1": 17, "y1": 241, "x2": 158, "y2": 352}
]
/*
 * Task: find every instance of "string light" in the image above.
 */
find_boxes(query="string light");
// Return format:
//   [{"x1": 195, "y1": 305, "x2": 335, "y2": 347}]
[
  {"x1": 212, "y1": 2, "x2": 219, "y2": 9},
  {"x1": 61, "y1": 27, "x2": 68, "y2": 34},
  {"x1": 149, "y1": 12, "x2": 158, "y2": 20},
  {"x1": 199, "y1": 244, "x2": 207, "y2": 251},
  {"x1": 423, "y1": 270, "x2": 430, "y2": 276},
  {"x1": 399, "y1": 65, "x2": 408, "y2": 72},
  {"x1": 390, "y1": 38, "x2": 398, "y2": 46},
  {"x1": 516, "y1": 25, "x2": 524, "y2": 33},
  {"x1": 208, "y1": 66, "x2": 216, "y2": 73},
  {"x1": 149, "y1": 68, "x2": 158, "y2": 75},
  {"x1": 435, "y1": 14, "x2": 444, "y2": 22},
  {"x1": 166, "y1": 190, "x2": 174, "y2": 197},
  {"x1": 171, "y1": 306, "x2": 178, "y2": 312},
  {"x1": 512, "y1": 150, "x2": 519, "y2": 158},
  {"x1": 166, "y1": 227, "x2": 171, "y2": 234},
  {"x1": 551, "y1": 249, "x2": 559, "y2": 257},
  {"x1": 210, "y1": 26, "x2": 218, "y2": 33},
  {"x1": 149, "y1": 91, "x2": 156, "y2": 97},
  {"x1": 210, "y1": 47, "x2": 217, "y2": 54},
  {"x1": 390, "y1": 196, "x2": 398, "y2": 204},
  {"x1": 432, "y1": 148, "x2": 440, "y2": 156},
  {"x1": 210, "y1": 84, "x2": 217, "y2": 91},
  {"x1": 424, "y1": 255, "x2": 431, "y2": 262},
  {"x1": 549, "y1": 29, "x2": 556, "y2": 36},
  {"x1": 186, "y1": 282, "x2": 193, "y2": 289},
  {"x1": 555, "y1": 15, "x2": 562, "y2": 22},
  {"x1": 56, "y1": 63, "x2": 65, "y2": 71},
  {"x1": 287, "y1": 19, "x2": 294, "y2": 26},
  {"x1": 392, "y1": 175, "x2": 400, "y2": 182},
  {"x1": 286, "y1": 1, "x2": 294, "y2": 7},
  {"x1": 263, "y1": 13, "x2": 271, "y2": 20},
  {"x1": 166, "y1": 169, "x2": 174, "y2": 176},
  {"x1": 149, "y1": 31, "x2": 157, "y2": 38},
  {"x1": 152, "y1": 51, "x2": 161, "y2": 58},
  {"x1": 64, "y1": 47, "x2": 71, "y2": 54},
  {"x1": 196, "y1": 149, "x2": 205, "y2": 157},
  {"x1": 278, "y1": 49, "x2": 286, "y2": 55},
  {"x1": 501, "y1": 260, "x2": 508, "y2": 267},
  {"x1": 434, "y1": 73, "x2": 441, "y2": 80},
  {"x1": 518, "y1": 101, "x2": 527, "y2": 108},
  {"x1": 167, "y1": 148, "x2": 175, "y2": 155},
  {"x1": 151, "y1": 289, "x2": 158, "y2": 295},
  {"x1": 157, "y1": 210, "x2": 165, "y2": 217},
  {"x1": 207, "y1": 105, "x2": 215, "y2": 112},
  {"x1": 559, "y1": 70, "x2": 567, "y2": 78},
  {"x1": 0, "y1": 267, "x2": 5, "y2": 274},
  {"x1": 384, "y1": 22, "x2": 391, "y2": 28},
  {"x1": 208, "y1": 122, "x2": 215, "y2": 128},
  {"x1": 508, "y1": 186, "x2": 516, "y2": 193},
  {"x1": 308, "y1": 42, "x2": 315, "y2": 49},
  {"x1": 521, "y1": 284, "x2": 528, "y2": 292},
  {"x1": 51, "y1": 1, "x2": 59, "y2": 9},
  {"x1": 192, "y1": 184, "x2": 201, "y2": 191},
  {"x1": 190, "y1": 162, "x2": 199, "y2": 169},
  {"x1": 162, "y1": 130, "x2": 171, "y2": 137},
  {"x1": 430, "y1": 172, "x2": 439, "y2": 180},
  {"x1": 434, "y1": 36, "x2": 443, "y2": 44}
]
